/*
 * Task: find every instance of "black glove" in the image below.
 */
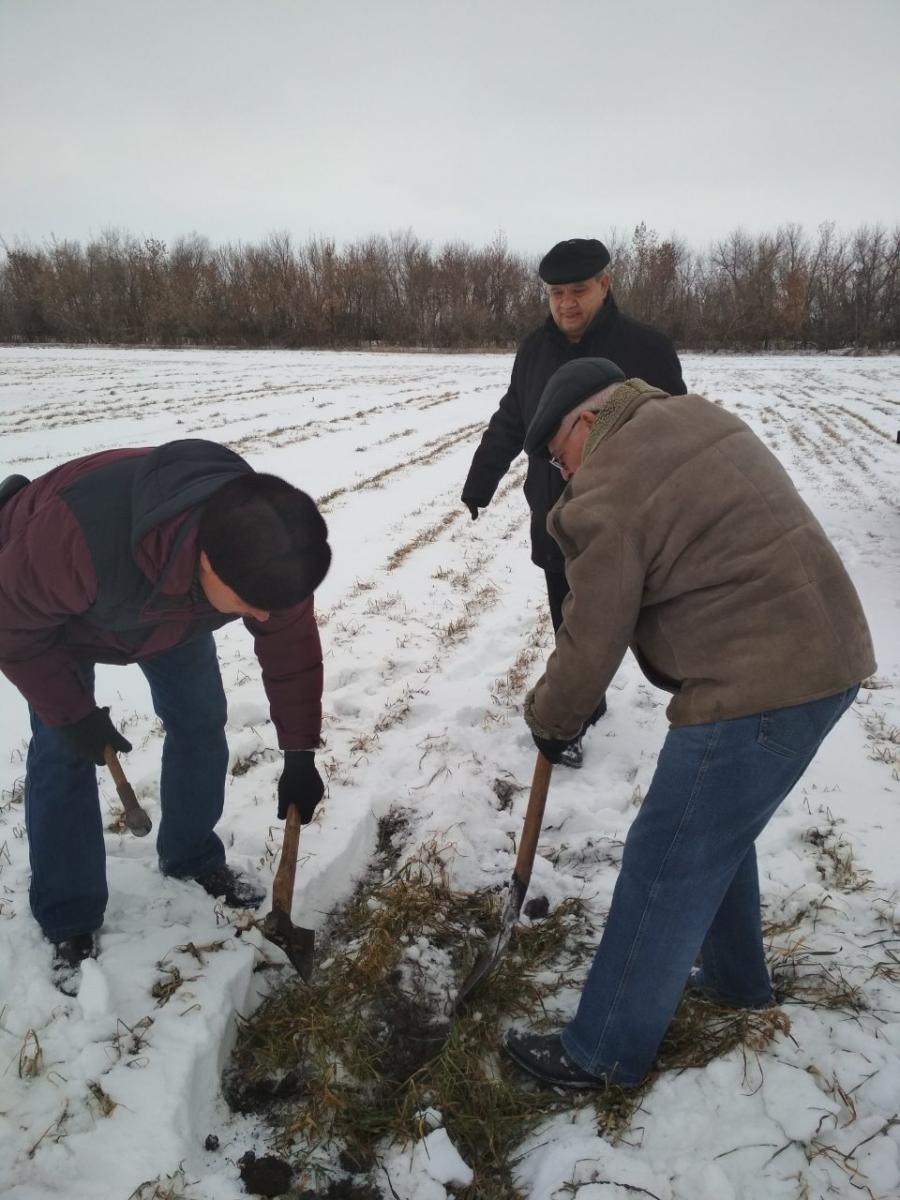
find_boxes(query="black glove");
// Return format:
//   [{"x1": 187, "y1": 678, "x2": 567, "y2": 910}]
[
  {"x1": 531, "y1": 732, "x2": 579, "y2": 765},
  {"x1": 462, "y1": 497, "x2": 485, "y2": 521},
  {"x1": 277, "y1": 750, "x2": 325, "y2": 823},
  {"x1": 61, "y1": 706, "x2": 133, "y2": 766}
]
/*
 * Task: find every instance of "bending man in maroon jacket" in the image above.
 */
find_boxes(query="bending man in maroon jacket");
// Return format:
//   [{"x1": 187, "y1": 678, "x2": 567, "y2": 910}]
[{"x1": 0, "y1": 439, "x2": 331, "y2": 986}]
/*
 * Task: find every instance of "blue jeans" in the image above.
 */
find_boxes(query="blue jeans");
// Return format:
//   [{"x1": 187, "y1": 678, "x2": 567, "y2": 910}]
[
  {"x1": 561, "y1": 686, "x2": 858, "y2": 1085},
  {"x1": 25, "y1": 633, "x2": 229, "y2": 941}
]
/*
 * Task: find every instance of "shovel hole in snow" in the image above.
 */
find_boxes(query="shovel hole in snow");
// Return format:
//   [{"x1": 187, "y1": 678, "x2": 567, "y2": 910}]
[{"x1": 221, "y1": 822, "x2": 606, "y2": 1196}]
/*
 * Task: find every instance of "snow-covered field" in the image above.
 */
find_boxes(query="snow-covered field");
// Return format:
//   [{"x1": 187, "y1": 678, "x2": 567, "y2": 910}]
[{"x1": 0, "y1": 346, "x2": 899, "y2": 1200}]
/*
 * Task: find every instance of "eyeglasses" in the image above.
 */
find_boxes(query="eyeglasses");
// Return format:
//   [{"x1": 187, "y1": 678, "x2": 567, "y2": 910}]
[{"x1": 549, "y1": 415, "x2": 580, "y2": 472}]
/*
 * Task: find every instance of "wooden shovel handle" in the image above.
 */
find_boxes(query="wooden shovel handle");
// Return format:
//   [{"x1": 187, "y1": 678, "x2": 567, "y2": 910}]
[
  {"x1": 513, "y1": 752, "x2": 553, "y2": 888},
  {"x1": 272, "y1": 803, "x2": 302, "y2": 912}
]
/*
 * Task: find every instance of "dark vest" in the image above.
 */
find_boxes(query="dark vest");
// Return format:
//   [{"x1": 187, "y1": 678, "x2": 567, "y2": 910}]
[{"x1": 60, "y1": 455, "x2": 229, "y2": 651}]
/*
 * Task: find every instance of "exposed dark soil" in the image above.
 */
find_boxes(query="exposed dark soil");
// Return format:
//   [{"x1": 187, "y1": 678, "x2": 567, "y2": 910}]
[
  {"x1": 296, "y1": 1182, "x2": 383, "y2": 1199},
  {"x1": 223, "y1": 1063, "x2": 310, "y2": 1114},
  {"x1": 522, "y1": 895, "x2": 549, "y2": 920},
  {"x1": 374, "y1": 809, "x2": 411, "y2": 866},
  {"x1": 369, "y1": 975, "x2": 449, "y2": 1084}
]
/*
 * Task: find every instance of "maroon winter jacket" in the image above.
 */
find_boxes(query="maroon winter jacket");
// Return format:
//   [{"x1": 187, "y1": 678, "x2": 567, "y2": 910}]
[{"x1": 0, "y1": 442, "x2": 323, "y2": 748}]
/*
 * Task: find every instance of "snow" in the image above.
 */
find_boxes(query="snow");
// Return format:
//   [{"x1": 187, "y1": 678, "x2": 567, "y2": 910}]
[
  {"x1": 0, "y1": 345, "x2": 899, "y2": 1199},
  {"x1": 380, "y1": 1126, "x2": 475, "y2": 1194}
]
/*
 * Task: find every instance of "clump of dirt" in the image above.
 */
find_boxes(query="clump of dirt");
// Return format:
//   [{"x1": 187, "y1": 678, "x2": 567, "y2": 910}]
[
  {"x1": 523, "y1": 895, "x2": 549, "y2": 920},
  {"x1": 238, "y1": 1150, "x2": 292, "y2": 1197},
  {"x1": 492, "y1": 777, "x2": 523, "y2": 811}
]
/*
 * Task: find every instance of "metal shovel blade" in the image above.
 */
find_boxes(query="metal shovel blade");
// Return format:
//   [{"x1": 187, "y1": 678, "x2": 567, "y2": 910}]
[
  {"x1": 262, "y1": 906, "x2": 315, "y2": 982},
  {"x1": 452, "y1": 751, "x2": 553, "y2": 1012},
  {"x1": 104, "y1": 747, "x2": 153, "y2": 837},
  {"x1": 453, "y1": 873, "x2": 527, "y2": 1011}
]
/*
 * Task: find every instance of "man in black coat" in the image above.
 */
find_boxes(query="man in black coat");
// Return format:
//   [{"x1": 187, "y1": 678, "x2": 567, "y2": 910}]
[{"x1": 461, "y1": 237, "x2": 686, "y2": 767}]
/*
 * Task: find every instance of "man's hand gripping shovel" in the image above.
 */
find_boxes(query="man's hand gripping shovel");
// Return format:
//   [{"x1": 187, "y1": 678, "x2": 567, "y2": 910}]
[
  {"x1": 453, "y1": 751, "x2": 552, "y2": 1011},
  {"x1": 260, "y1": 802, "x2": 316, "y2": 981}
]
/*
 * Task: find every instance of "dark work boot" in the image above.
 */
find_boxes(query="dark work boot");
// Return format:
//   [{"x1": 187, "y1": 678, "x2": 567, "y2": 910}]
[
  {"x1": 503, "y1": 1029, "x2": 608, "y2": 1090},
  {"x1": 51, "y1": 932, "x2": 98, "y2": 996},
  {"x1": 194, "y1": 864, "x2": 266, "y2": 910}
]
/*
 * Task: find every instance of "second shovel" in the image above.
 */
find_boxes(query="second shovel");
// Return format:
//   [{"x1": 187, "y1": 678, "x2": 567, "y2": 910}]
[
  {"x1": 104, "y1": 747, "x2": 153, "y2": 836},
  {"x1": 261, "y1": 803, "x2": 316, "y2": 981},
  {"x1": 453, "y1": 751, "x2": 553, "y2": 1011}
]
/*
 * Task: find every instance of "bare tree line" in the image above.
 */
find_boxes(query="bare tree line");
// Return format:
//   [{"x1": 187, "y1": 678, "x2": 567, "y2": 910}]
[{"x1": 1, "y1": 222, "x2": 898, "y2": 352}]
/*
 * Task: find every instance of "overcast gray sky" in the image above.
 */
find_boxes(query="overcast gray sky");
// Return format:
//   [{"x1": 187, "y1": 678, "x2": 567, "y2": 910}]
[{"x1": 1, "y1": 0, "x2": 898, "y2": 257}]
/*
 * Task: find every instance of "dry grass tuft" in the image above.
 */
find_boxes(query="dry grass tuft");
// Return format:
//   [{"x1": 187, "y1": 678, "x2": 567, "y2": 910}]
[
  {"x1": 18, "y1": 1029, "x2": 43, "y2": 1079},
  {"x1": 762, "y1": 894, "x2": 836, "y2": 941},
  {"x1": 372, "y1": 684, "x2": 426, "y2": 735},
  {"x1": 126, "y1": 1172, "x2": 191, "y2": 1200},
  {"x1": 87, "y1": 1081, "x2": 117, "y2": 1118},
  {"x1": 386, "y1": 511, "x2": 461, "y2": 571},
  {"x1": 658, "y1": 994, "x2": 791, "y2": 1072},
  {"x1": 230, "y1": 746, "x2": 279, "y2": 777},
  {"x1": 363, "y1": 592, "x2": 402, "y2": 617},
  {"x1": 773, "y1": 953, "x2": 868, "y2": 1012},
  {"x1": 803, "y1": 819, "x2": 872, "y2": 893},
  {"x1": 0, "y1": 776, "x2": 24, "y2": 816},
  {"x1": 863, "y1": 711, "x2": 900, "y2": 770},
  {"x1": 870, "y1": 949, "x2": 900, "y2": 984},
  {"x1": 151, "y1": 965, "x2": 188, "y2": 1007},
  {"x1": 490, "y1": 608, "x2": 552, "y2": 710}
]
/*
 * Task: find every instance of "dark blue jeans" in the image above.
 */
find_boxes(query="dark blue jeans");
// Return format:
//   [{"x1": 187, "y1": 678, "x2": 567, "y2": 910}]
[
  {"x1": 561, "y1": 686, "x2": 858, "y2": 1085},
  {"x1": 25, "y1": 633, "x2": 229, "y2": 941}
]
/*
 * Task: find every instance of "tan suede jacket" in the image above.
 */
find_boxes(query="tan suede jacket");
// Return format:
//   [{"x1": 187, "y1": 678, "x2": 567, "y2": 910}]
[{"x1": 526, "y1": 380, "x2": 876, "y2": 739}]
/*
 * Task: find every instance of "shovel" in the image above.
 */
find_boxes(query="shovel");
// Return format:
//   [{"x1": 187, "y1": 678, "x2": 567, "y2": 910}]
[
  {"x1": 261, "y1": 803, "x2": 315, "y2": 981},
  {"x1": 104, "y1": 747, "x2": 153, "y2": 836},
  {"x1": 453, "y1": 751, "x2": 553, "y2": 1010}
]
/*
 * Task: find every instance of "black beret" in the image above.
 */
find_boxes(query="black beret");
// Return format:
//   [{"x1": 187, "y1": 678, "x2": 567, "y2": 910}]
[
  {"x1": 524, "y1": 358, "x2": 626, "y2": 457},
  {"x1": 538, "y1": 238, "x2": 611, "y2": 284}
]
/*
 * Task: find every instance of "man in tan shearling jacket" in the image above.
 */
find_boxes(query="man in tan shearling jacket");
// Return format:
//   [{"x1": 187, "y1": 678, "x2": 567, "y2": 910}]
[{"x1": 503, "y1": 358, "x2": 876, "y2": 1090}]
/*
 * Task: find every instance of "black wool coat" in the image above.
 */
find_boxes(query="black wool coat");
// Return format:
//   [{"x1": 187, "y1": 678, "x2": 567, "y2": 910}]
[{"x1": 461, "y1": 294, "x2": 686, "y2": 571}]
